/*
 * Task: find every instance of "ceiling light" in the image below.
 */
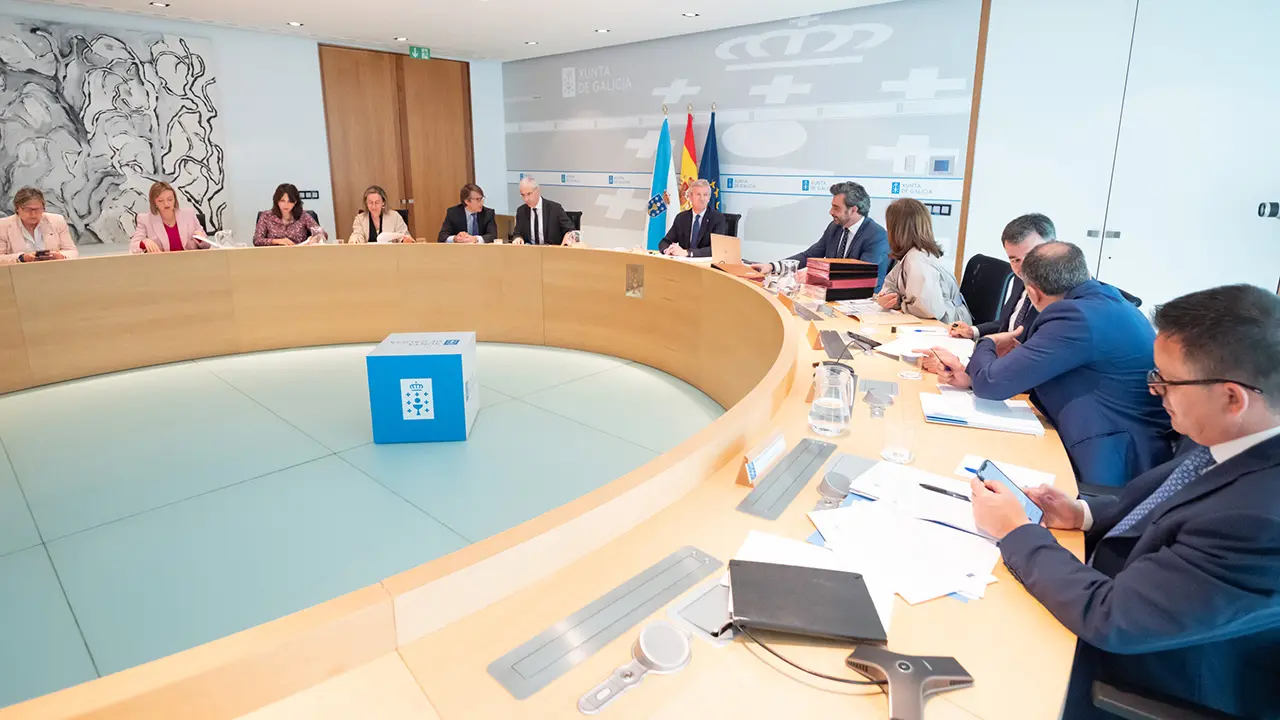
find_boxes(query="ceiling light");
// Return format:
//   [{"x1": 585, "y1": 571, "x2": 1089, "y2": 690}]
[
  {"x1": 394, "y1": 37, "x2": 407, "y2": 42},
  {"x1": 150, "y1": 1, "x2": 169, "y2": 6},
  {"x1": 287, "y1": 21, "x2": 303, "y2": 27},
  {"x1": 682, "y1": 12, "x2": 699, "y2": 17},
  {"x1": 595, "y1": 28, "x2": 610, "y2": 33},
  {"x1": 525, "y1": 41, "x2": 538, "y2": 45}
]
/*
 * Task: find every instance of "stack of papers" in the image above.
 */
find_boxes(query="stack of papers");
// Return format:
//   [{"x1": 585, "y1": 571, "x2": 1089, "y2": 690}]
[
  {"x1": 919, "y1": 391, "x2": 1045, "y2": 436},
  {"x1": 833, "y1": 300, "x2": 924, "y2": 326},
  {"x1": 873, "y1": 335, "x2": 976, "y2": 363},
  {"x1": 843, "y1": 461, "x2": 987, "y2": 537}
]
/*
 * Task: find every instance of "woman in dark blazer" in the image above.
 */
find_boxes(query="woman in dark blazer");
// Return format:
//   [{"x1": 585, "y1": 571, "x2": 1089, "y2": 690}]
[{"x1": 438, "y1": 183, "x2": 497, "y2": 243}]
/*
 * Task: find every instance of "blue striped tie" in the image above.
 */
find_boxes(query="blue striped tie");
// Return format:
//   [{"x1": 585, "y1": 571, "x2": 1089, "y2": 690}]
[{"x1": 1105, "y1": 446, "x2": 1215, "y2": 537}]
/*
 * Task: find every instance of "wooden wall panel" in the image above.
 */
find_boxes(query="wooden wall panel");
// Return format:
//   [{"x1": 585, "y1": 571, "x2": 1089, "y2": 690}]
[
  {"x1": 400, "y1": 58, "x2": 474, "y2": 239},
  {"x1": 319, "y1": 46, "x2": 408, "y2": 239},
  {"x1": 0, "y1": 267, "x2": 32, "y2": 393},
  {"x1": 11, "y1": 253, "x2": 236, "y2": 385},
  {"x1": 227, "y1": 246, "x2": 401, "y2": 352}
]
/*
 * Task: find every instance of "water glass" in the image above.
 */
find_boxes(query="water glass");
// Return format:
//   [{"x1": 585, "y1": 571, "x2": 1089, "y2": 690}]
[
  {"x1": 809, "y1": 364, "x2": 854, "y2": 436},
  {"x1": 880, "y1": 404, "x2": 916, "y2": 464}
]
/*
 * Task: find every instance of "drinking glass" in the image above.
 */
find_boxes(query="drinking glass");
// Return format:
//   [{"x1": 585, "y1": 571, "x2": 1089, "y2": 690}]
[{"x1": 809, "y1": 363, "x2": 854, "y2": 436}]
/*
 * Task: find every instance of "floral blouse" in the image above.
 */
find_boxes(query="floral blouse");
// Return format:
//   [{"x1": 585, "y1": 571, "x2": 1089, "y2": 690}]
[{"x1": 253, "y1": 211, "x2": 326, "y2": 246}]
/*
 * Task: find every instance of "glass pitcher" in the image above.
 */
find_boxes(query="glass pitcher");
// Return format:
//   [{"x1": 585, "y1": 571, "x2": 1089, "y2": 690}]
[
  {"x1": 809, "y1": 363, "x2": 854, "y2": 436},
  {"x1": 776, "y1": 259, "x2": 801, "y2": 297}
]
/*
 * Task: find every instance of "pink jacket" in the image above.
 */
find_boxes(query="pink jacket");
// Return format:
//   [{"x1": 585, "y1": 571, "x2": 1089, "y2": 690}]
[
  {"x1": 0, "y1": 213, "x2": 79, "y2": 264},
  {"x1": 130, "y1": 207, "x2": 207, "y2": 252}
]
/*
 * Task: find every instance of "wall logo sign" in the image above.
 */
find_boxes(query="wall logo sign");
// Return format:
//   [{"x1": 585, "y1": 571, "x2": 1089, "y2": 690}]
[
  {"x1": 608, "y1": 175, "x2": 615, "y2": 185},
  {"x1": 401, "y1": 379, "x2": 435, "y2": 420},
  {"x1": 802, "y1": 180, "x2": 810, "y2": 191},
  {"x1": 714, "y1": 23, "x2": 893, "y2": 71},
  {"x1": 726, "y1": 178, "x2": 735, "y2": 189},
  {"x1": 561, "y1": 68, "x2": 577, "y2": 98},
  {"x1": 561, "y1": 65, "x2": 633, "y2": 97},
  {"x1": 891, "y1": 182, "x2": 902, "y2": 194}
]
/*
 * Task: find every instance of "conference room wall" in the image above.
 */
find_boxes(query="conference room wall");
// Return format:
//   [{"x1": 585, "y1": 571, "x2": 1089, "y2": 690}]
[
  {"x1": 502, "y1": 0, "x2": 979, "y2": 260},
  {"x1": 469, "y1": 61, "x2": 510, "y2": 216},
  {"x1": 0, "y1": 0, "x2": 336, "y2": 249}
]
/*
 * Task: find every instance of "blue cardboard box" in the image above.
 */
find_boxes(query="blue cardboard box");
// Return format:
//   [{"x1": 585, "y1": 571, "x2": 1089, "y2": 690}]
[{"x1": 367, "y1": 332, "x2": 479, "y2": 443}]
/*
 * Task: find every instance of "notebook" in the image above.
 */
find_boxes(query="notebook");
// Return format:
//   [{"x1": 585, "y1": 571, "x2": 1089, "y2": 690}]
[
  {"x1": 728, "y1": 559, "x2": 888, "y2": 644},
  {"x1": 919, "y1": 392, "x2": 1046, "y2": 436}
]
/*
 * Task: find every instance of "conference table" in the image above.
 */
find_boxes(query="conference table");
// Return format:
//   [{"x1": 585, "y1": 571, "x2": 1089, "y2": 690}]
[{"x1": 0, "y1": 244, "x2": 1082, "y2": 720}]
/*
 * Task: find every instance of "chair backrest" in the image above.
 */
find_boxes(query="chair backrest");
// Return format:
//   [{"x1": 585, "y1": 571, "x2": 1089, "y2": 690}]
[
  {"x1": 724, "y1": 213, "x2": 742, "y2": 238},
  {"x1": 1114, "y1": 286, "x2": 1143, "y2": 308},
  {"x1": 305, "y1": 210, "x2": 320, "y2": 226},
  {"x1": 395, "y1": 208, "x2": 409, "y2": 223},
  {"x1": 496, "y1": 213, "x2": 515, "y2": 240},
  {"x1": 566, "y1": 211, "x2": 583, "y2": 231},
  {"x1": 959, "y1": 254, "x2": 1013, "y2": 325}
]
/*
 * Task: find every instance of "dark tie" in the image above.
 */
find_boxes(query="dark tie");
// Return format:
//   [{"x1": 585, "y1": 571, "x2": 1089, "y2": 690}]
[
  {"x1": 1105, "y1": 447, "x2": 1215, "y2": 538},
  {"x1": 835, "y1": 228, "x2": 850, "y2": 258},
  {"x1": 532, "y1": 208, "x2": 541, "y2": 245},
  {"x1": 468, "y1": 213, "x2": 478, "y2": 236},
  {"x1": 1011, "y1": 293, "x2": 1032, "y2": 333},
  {"x1": 691, "y1": 214, "x2": 701, "y2": 251}
]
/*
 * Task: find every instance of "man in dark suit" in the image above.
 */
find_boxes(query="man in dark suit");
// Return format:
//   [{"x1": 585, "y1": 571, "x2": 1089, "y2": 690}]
[
  {"x1": 749, "y1": 181, "x2": 890, "y2": 291},
  {"x1": 970, "y1": 284, "x2": 1280, "y2": 719},
  {"x1": 659, "y1": 179, "x2": 727, "y2": 258},
  {"x1": 934, "y1": 243, "x2": 1174, "y2": 487},
  {"x1": 438, "y1": 183, "x2": 498, "y2": 243},
  {"x1": 511, "y1": 177, "x2": 576, "y2": 246},
  {"x1": 949, "y1": 213, "x2": 1053, "y2": 342}
]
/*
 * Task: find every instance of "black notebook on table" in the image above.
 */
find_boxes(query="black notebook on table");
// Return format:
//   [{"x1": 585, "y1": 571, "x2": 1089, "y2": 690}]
[{"x1": 728, "y1": 559, "x2": 887, "y2": 644}]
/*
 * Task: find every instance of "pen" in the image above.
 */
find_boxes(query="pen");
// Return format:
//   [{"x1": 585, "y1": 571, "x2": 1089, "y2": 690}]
[
  {"x1": 930, "y1": 349, "x2": 954, "y2": 373},
  {"x1": 921, "y1": 483, "x2": 971, "y2": 502}
]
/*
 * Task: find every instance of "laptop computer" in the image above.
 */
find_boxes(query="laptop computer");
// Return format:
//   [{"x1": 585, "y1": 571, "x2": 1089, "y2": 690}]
[
  {"x1": 710, "y1": 233, "x2": 741, "y2": 264},
  {"x1": 728, "y1": 559, "x2": 887, "y2": 644}
]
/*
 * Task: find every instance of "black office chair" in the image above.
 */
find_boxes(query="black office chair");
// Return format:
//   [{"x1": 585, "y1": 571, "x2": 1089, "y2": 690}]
[
  {"x1": 1116, "y1": 287, "x2": 1143, "y2": 308},
  {"x1": 1093, "y1": 681, "x2": 1235, "y2": 720},
  {"x1": 305, "y1": 210, "x2": 320, "y2": 225},
  {"x1": 395, "y1": 208, "x2": 409, "y2": 224},
  {"x1": 959, "y1": 254, "x2": 1014, "y2": 325},
  {"x1": 723, "y1": 213, "x2": 742, "y2": 238},
  {"x1": 566, "y1": 211, "x2": 583, "y2": 231}
]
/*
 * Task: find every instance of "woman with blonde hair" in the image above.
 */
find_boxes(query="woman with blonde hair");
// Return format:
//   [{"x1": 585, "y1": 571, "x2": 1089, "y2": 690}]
[
  {"x1": 874, "y1": 198, "x2": 972, "y2": 324},
  {"x1": 130, "y1": 181, "x2": 210, "y2": 253},
  {"x1": 347, "y1": 185, "x2": 412, "y2": 243}
]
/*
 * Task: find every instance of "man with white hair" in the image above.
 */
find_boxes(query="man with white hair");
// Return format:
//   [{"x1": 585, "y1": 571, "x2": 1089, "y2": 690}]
[
  {"x1": 659, "y1": 179, "x2": 726, "y2": 258},
  {"x1": 511, "y1": 176, "x2": 576, "y2": 246}
]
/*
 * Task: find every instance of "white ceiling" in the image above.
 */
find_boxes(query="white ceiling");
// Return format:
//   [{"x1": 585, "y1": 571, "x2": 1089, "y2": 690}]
[{"x1": 37, "y1": 0, "x2": 900, "y2": 61}]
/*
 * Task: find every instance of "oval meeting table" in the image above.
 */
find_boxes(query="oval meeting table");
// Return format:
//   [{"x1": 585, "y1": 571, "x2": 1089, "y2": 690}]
[{"x1": 0, "y1": 244, "x2": 1082, "y2": 720}]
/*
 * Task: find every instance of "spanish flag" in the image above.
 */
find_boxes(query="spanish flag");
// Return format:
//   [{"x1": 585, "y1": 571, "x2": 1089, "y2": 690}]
[{"x1": 678, "y1": 113, "x2": 698, "y2": 211}]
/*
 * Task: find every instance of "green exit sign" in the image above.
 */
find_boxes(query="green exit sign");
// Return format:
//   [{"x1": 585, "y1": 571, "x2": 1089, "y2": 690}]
[{"x1": 409, "y1": 46, "x2": 431, "y2": 60}]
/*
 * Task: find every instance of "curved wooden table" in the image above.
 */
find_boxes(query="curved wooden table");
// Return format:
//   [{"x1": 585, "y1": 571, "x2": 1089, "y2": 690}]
[{"x1": 0, "y1": 246, "x2": 1081, "y2": 719}]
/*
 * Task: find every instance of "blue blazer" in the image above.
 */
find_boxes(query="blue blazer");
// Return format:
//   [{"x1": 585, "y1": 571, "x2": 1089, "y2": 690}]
[
  {"x1": 999, "y1": 435, "x2": 1280, "y2": 717},
  {"x1": 786, "y1": 217, "x2": 890, "y2": 291},
  {"x1": 974, "y1": 276, "x2": 1039, "y2": 341},
  {"x1": 966, "y1": 280, "x2": 1174, "y2": 487}
]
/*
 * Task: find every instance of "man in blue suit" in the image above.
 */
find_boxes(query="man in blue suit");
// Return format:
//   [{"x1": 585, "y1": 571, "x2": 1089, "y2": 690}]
[
  {"x1": 750, "y1": 181, "x2": 890, "y2": 291},
  {"x1": 970, "y1": 284, "x2": 1280, "y2": 718},
  {"x1": 934, "y1": 242, "x2": 1174, "y2": 487}
]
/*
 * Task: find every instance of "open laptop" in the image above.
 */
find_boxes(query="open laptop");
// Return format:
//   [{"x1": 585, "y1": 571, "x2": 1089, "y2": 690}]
[{"x1": 710, "y1": 233, "x2": 741, "y2": 264}]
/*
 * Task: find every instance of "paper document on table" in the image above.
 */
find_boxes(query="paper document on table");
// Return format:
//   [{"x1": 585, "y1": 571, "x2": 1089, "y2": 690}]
[
  {"x1": 723, "y1": 530, "x2": 894, "y2": 630},
  {"x1": 834, "y1": 301, "x2": 923, "y2": 325},
  {"x1": 875, "y1": 336, "x2": 976, "y2": 363},
  {"x1": 919, "y1": 392, "x2": 1046, "y2": 436},
  {"x1": 954, "y1": 455, "x2": 1055, "y2": 488},
  {"x1": 808, "y1": 502, "x2": 1000, "y2": 605}
]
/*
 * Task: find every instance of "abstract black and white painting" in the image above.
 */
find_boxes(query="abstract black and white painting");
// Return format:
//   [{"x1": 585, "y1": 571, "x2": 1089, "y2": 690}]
[{"x1": 0, "y1": 15, "x2": 229, "y2": 245}]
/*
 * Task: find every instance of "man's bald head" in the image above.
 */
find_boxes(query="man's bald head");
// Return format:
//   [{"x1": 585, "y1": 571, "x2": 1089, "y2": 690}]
[{"x1": 1021, "y1": 241, "x2": 1090, "y2": 298}]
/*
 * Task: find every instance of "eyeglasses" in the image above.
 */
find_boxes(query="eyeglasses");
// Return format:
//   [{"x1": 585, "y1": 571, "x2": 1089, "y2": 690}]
[{"x1": 1147, "y1": 369, "x2": 1264, "y2": 397}]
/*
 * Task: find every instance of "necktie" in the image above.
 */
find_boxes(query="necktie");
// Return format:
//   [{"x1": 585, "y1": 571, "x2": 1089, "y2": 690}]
[
  {"x1": 691, "y1": 214, "x2": 701, "y2": 251},
  {"x1": 1011, "y1": 292, "x2": 1032, "y2": 334},
  {"x1": 468, "y1": 213, "x2": 478, "y2": 236},
  {"x1": 532, "y1": 208, "x2": 541, "y2": 245},
  {"x1": 1105, "y1": 446, "x2": 1215, "y2": 537},
  {"x1": 835, "y1": 228, "x2": 850, "y2": 258}
]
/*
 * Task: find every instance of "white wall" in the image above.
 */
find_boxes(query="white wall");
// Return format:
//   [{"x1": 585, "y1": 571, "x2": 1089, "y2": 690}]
[
  {"x1": 0, "y1": 0, "x2": 335, "y2": 248},
  {"x1": 468, "y1": 60, "x2": 509, "y2": 215}
]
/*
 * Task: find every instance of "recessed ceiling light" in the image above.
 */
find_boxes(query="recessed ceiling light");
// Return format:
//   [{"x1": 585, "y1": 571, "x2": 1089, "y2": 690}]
[
  {"x1": 150, "y1": 1, "x2": 169, "y2": 6},
  {"x1": 287, "y1": 21, "x2": 303, "y2": 27},
  {"x1": 595, "y1": 28, "x2": 610, "y2": 33},
  {"x1": 394, "y1": 37, "x2": 407, "y2": 42},
  {"x1": 525, "y1": 41, "x2": 538, "y2": 45},
  {"x1": 682, "y1": 12, "x2": 699, "y2": 17}
]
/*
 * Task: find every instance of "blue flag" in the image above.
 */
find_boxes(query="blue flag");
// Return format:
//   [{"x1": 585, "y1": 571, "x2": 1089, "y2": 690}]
[
  {"x1": 699, "y1": 112, "x2": 721, "y2": 213},
  {"x1": 646, "y1": 118, "x2": 676, "y2": 251}
]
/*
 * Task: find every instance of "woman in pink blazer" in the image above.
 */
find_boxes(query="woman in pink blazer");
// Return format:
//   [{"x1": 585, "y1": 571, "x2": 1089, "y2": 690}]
[{"x1": 130, "y1": 182, "x2": 210, "y2": 253}]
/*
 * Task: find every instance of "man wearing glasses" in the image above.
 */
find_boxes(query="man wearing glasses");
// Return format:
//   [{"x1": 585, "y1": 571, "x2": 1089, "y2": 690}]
[
  {"x1": 439, "y1": 183, "x2": 498, "y2": 244},
  {"x1": 932, "y1": 242, "x2": 1175, "y2": 487},
  {"x1": 969, "y1": 284, "x2": 1280, "y2": 718}
]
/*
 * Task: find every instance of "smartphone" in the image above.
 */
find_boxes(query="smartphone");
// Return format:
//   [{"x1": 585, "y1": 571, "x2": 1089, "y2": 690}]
[{"x1": 977, "y1": 460, "x2": 1044, "y2": 525}]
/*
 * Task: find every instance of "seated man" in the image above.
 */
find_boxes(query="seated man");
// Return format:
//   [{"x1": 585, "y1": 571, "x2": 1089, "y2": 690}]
[
  {"x1": 948, "y1": 212, "x2": 1053, "y2": 342},
  {"x1": 970, "y1": 284, "x2": 1280, "y2": 719},
  {"x1": 659, "y1": 179, "x2": 725, "y2": 258},
  {"x1": 511, "y1": 176, "x2": 577, "y2": 246},
  {"x1": 749, "y1": 181, "x2": 889, "y2": 291},
  {"x1": 933, "y1": 242, "x2": 1174, "y2": 487},
  {"x1": 438, "y1": 183, "x2": 497, "y2": 244}
]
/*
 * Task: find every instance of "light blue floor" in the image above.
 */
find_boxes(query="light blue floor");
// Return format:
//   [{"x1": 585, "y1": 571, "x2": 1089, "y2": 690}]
[{"x1": 0, "y1": 344, "x2": 722, "y2": 708}]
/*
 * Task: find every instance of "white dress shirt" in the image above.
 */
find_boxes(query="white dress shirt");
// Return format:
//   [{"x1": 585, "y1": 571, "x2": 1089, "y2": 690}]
[
  {"x1": 529, "y1": 198, "x2": 545, "y2": 244},
  {"x1": 973, "y1": 289, "x2": 1029, "y2": 340},
  {"x1": 1081, "y1": 424, "x2": 1280, "y2": 530},
  {"x1": 20, "y1": 223, "x2": 45, "y2": 253}
]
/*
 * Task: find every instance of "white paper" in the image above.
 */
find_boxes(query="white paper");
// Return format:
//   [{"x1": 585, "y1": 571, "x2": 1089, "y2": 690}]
[
  {"x1": 875, "y1": 336, "x2": 976, "y2": 363},
  {"x1": 954, "y1": 455, "x2": 1056, "y2": 488},
  {"x1": 919, "y1": 392, "x2": 1046, "y2": 436}
]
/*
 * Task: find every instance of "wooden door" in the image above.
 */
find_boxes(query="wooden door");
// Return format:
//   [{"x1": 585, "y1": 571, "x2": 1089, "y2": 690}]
[
  {"x1": 400, "y1": 57, "x2": 475, "y2": 239},
  {"x1": 319, "y1": 46, "x2": 408, "y2": 239}
]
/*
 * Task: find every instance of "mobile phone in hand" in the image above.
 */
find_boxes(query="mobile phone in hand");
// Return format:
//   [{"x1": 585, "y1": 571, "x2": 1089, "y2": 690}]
[{"x1": 977, "y1": 460, "x2": 1044, "y2": 525}]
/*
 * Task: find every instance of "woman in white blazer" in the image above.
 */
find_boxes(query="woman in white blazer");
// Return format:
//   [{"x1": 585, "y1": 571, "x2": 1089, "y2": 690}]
[
  {"x1": 0, "y1": 187, "x2": 78, "y2": 264},
  {"x1": 347, "y1": 186, "x2": 413, "y2": 243},
  {"x1": 875, "y1": 198, "x2": 973, "y2": 325},
  {"x1": 130, "y1": 181, "x2": 211, "y2": 253}
]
